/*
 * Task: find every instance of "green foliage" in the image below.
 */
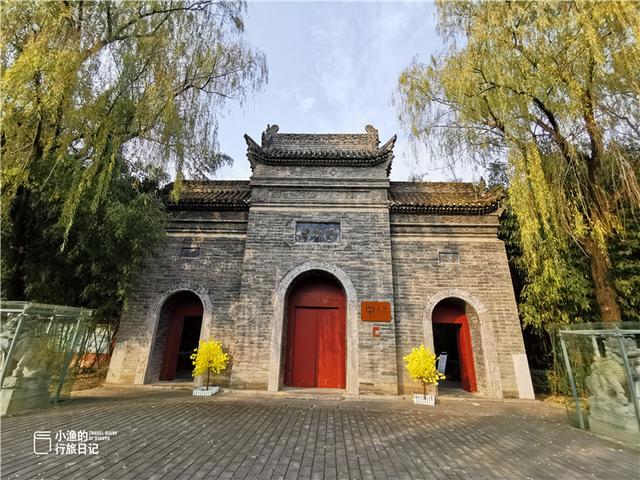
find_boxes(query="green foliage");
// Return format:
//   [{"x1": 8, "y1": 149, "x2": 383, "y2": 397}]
[
  {"x1": 1, "y1": 166, "x2": 166, "y2": 317},
  {"x1": 1, "y1": 1, "x2": 266, "y2": 314},
  {"x1": 499, "y1": 203, "x2": 597, "y2": 331},
  {"x1": 397, "y1": 1, "x2": 640, "y2": 323},
  {"x1": 499, "y1": 189, "x2": 640, "y2": 330},
  {"x1": 498, "y1": 199, "x2": 596, "y2": 381},
  {"x1": 610, "y1": 213, "x2": 640, "y2": 322},
  {"x1": 1, "y1": 0, "x2": 267, "y2": 238},
  {"x1": 499, "y1": 192, "x2": 638, "y2": 391}
]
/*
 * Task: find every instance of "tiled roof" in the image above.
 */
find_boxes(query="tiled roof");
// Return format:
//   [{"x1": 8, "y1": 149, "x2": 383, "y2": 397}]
[
  {"x1": 244, "y1": 125, "x2": 396, "y2": 173},
  {"x1": 388, "y1": 182, "x2": 503, "y2": 214},
  {"x1": 164, "y1": 181, "x2": 250, "y2": 210},
  {"x1": 165, "y1": 180, "x2": 502, "y2": 214}
]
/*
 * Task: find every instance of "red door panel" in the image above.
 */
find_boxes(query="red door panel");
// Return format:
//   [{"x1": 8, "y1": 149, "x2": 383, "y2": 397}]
[
  {"x1": 433, "y1": 303, "x2": 477, "y2": 393},
  {"x1": 160, "y1": 297, "x2": 203, "y2": 381},
  {"x1": 292, "y1": 307, "x2": 317, "y2": 387},
  {"x1": 160, "y1": 314, "x2": 185, "y2": 381},
  {"x1": 456, "y1": 320, "x2": 477, "y2": 392},
  {"x1": 284, "y1": 274, "x2": 346, "y2": 389},
  {"x1": 316, "y1": 308, "x2": 345, "y2": 388}
]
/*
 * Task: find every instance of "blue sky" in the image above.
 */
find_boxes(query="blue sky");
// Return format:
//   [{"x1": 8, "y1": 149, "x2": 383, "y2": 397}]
[{"x1": 215, "y1": 1, "x2": 479, "y2": 182}]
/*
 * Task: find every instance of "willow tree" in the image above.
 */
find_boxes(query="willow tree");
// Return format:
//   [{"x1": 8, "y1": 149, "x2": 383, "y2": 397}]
[
  {"x1": 1, "y1": 0, "x2": 266, "y2": 224},
  {"x1": 1, "y1": 1, "x2": 266, "y2": 305},
  {"x1": 397, "y1": 1, "x2": 640, "y2": 325}
]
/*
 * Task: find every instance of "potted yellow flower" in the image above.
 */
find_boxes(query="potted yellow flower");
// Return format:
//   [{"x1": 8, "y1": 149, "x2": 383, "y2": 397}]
[
  {"x1": 191, "y1": 339, "x2": 229, "y2": 396},
  {"x1": 403, "y1": 344, "x2": 445, "y2": 406}
]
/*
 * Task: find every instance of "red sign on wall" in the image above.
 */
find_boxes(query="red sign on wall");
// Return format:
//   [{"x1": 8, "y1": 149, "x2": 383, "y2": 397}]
[{"x1": 361, "y1": 301, "x2": 391, "y2": 322}]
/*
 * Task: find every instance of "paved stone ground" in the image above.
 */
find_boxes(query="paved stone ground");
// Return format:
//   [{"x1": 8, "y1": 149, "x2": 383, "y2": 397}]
[{"x1": 1, "y1": 387, "x2": 638, "y2": 480}]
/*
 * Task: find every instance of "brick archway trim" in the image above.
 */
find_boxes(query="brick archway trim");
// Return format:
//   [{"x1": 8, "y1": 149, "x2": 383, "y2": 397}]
[
  {"x1": 422, "y1": 289, "x2": 503, "y2": 398},
  {"x1": 139, "y1": 283, "x2": 213, "y2": 384},
  {"x1": 270, "y1": 262, "x2": 359, "y2": 394}
]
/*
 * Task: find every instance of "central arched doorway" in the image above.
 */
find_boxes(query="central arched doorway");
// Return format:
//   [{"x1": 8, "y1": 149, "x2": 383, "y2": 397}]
[{"x1": 284, "y1": 272, "x2": 346, "y2": 389}]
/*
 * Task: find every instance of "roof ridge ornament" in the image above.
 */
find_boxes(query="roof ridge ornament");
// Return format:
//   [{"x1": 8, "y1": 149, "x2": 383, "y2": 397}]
[
  {"x1": 262, "y1": 124, "x2": 279, "y2": 148},
  {"x1": 243, "y1": 126, "x2": 397, "y2": 175},
  {"x1": 365, "y1": 125, "x2": 379, "y2": 147}
]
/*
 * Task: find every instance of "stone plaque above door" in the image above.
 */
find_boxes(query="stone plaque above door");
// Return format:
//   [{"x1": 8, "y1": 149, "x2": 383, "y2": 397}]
[{"x1": 295, "y1": 222, "x2": 340, "y2": 243}]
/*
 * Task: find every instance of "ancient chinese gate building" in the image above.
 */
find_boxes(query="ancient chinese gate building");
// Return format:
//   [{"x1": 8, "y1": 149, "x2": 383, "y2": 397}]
[{"x1": 107, "y1": 125, "x2": 534, "y2": 399}]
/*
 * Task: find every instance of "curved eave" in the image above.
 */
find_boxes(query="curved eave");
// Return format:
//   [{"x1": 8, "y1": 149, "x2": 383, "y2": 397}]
[
  {"x1": 389, "y1": 202, "x2": 501, "y2": 215},
  {"x1": 166, "y1": 202, "x2": 250, "y2": 212},
  {"x1": 244, "y1": 134, "x2": 396, "y2": 173}
]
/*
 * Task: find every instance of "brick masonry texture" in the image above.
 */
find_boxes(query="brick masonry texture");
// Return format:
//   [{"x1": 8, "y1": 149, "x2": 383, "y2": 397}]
[{"x1": 107, "y1": 127, "x2": 532, "y2": 399}]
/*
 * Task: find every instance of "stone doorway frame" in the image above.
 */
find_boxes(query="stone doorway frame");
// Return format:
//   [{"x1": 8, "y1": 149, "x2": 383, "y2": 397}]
[
  {"x1": 140, "y1": 283, "x2": 212, "y2": 385},
  {"x1": 422, "y1": 289, "x2": 503, "y2": 398},
  {"x1": 269, "y1": 261, "x2": 359, "y2": 394}
]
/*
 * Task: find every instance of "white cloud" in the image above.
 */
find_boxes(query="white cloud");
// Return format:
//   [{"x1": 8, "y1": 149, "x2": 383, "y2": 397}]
[
  {"x1": 298, "y1": 96, "x2": 316, "y2": 112},
  {"x1": 215, "y1": 2, "x2": 478, "y2": 182}
]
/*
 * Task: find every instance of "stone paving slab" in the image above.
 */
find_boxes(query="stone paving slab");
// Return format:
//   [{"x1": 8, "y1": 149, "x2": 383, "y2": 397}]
[{"x1": 1, "y1": 387, "x2": 638, "y2": 480}]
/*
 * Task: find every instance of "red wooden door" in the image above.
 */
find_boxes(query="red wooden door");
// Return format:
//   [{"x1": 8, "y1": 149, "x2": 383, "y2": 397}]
[
  {"x1": 160, "y1": 296, "x2": 203, "y2": 381},
  {"x1": 433, "y1": 303, "x2": 478, "y2": 393},
  {"x1": 285, "y1": 274, "x2": 346, "y2": 389},
  {"x1": 291, "y1": 307, "x2": 317, "y2": 387},
  {"x1": 316, "y1": 307, "x2": 345, "y2": 388}
]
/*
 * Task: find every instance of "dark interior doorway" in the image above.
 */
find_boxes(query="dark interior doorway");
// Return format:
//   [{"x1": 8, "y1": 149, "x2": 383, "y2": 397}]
[
  {"x1": 432, "y1": 298, "x2": 478, "y2": 392},
  {"x1": 175, "y1": 315, "x2": 202, "y2": 379},
  {"x1": 433, "y1": 322, "x2": 461, "y2": 383},
  {"x1": 159, "y1": 292, "x2": 203, "y2": 381}
]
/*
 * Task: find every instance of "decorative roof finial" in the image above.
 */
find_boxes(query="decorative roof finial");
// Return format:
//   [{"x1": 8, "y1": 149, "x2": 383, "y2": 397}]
[
  {"x1": 262, "y1": 124, "x2": 279, "y2": 148},
  {"x1": 473, "y1": 177, "x2": 487, "y2": 199},
  {"x1": 365, "y1": 125, "x2": 379, "y2": 147}
]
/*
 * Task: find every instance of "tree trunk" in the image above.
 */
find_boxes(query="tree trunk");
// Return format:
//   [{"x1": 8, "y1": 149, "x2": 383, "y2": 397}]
[
  {"x1": 3, "y1": 187, "x2": 29, "y2": 300},
  {"x1": 584, "y1": 239, "x2": 621, "y2": 322},
  {"x1": 3, "y1": 110, "x2": 44, "y2": 301}
]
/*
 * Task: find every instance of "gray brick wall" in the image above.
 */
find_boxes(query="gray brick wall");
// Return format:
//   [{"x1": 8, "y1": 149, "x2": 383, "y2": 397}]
[
  {"x1": 230, "y1": 162, "x2": 399, "y2": 394},
  {"x1": 107, "y1": 166, "x2": 529, "y2": 399},
  {"x1": 390, "y1": 212, "x2": 526, "y2": 397},
  {"x1": 107, "y1": 210, "x2": 247, "y2": 386}
]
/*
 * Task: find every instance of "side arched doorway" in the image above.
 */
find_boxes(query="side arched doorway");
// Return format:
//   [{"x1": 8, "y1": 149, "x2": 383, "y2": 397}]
[
  {"x1": 152, "y1": 291, "x2": 204, "y2": 382},
  {"x1": 432, "y1": 298, "x2": 477, "y2": 392},
  {"x1": 284, "y1": 272, "x2": 346, "y2": 389}
]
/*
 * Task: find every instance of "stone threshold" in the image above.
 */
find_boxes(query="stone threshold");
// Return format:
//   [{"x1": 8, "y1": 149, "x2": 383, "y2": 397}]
[{"x1": 95, "y1": 382, "x2": 541, "y2": 404}]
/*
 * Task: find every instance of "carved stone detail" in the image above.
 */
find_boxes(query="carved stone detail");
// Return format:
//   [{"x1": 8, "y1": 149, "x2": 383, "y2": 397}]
[
  {"x1": 586, "y1": 337, "x2": 640, "y2": 415},
  {"x1": 261, "y1": 124, "x2": 279, "y2": 148}
]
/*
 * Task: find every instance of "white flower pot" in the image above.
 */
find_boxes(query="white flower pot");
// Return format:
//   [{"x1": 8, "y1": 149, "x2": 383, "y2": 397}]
[
  {"x1": 193, "y1": 386, "x2": 220, "y2": 396},
  {"x1": 413, "y1": 394, "x2": 435, "y2": 406}
]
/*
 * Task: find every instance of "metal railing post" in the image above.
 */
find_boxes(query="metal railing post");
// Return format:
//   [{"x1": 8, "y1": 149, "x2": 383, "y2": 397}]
[
  {"x1": 591, "y1": 336, "x2": 600, "y2": 358},
  {"x1": 615, "y1": 329, "x2": 640, "y2": 431},
  {"x1": 54, "y1": 315, "x2": 84, "y2": 402},
  {"x1": 560, "y1": 332, "x2": 585, "y2": 429}
]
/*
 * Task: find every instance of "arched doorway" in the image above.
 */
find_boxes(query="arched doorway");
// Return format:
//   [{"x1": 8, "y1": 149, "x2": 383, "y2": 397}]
[
  {"x1": 284, "y1": 272, "x2": 346, "y2": 389},
  {"x1": 432, "y1": 298, "x2": 477, "y2": 392},
  {"x1": 152, "y1": 291, "x2": 204, "y2": 381}
]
